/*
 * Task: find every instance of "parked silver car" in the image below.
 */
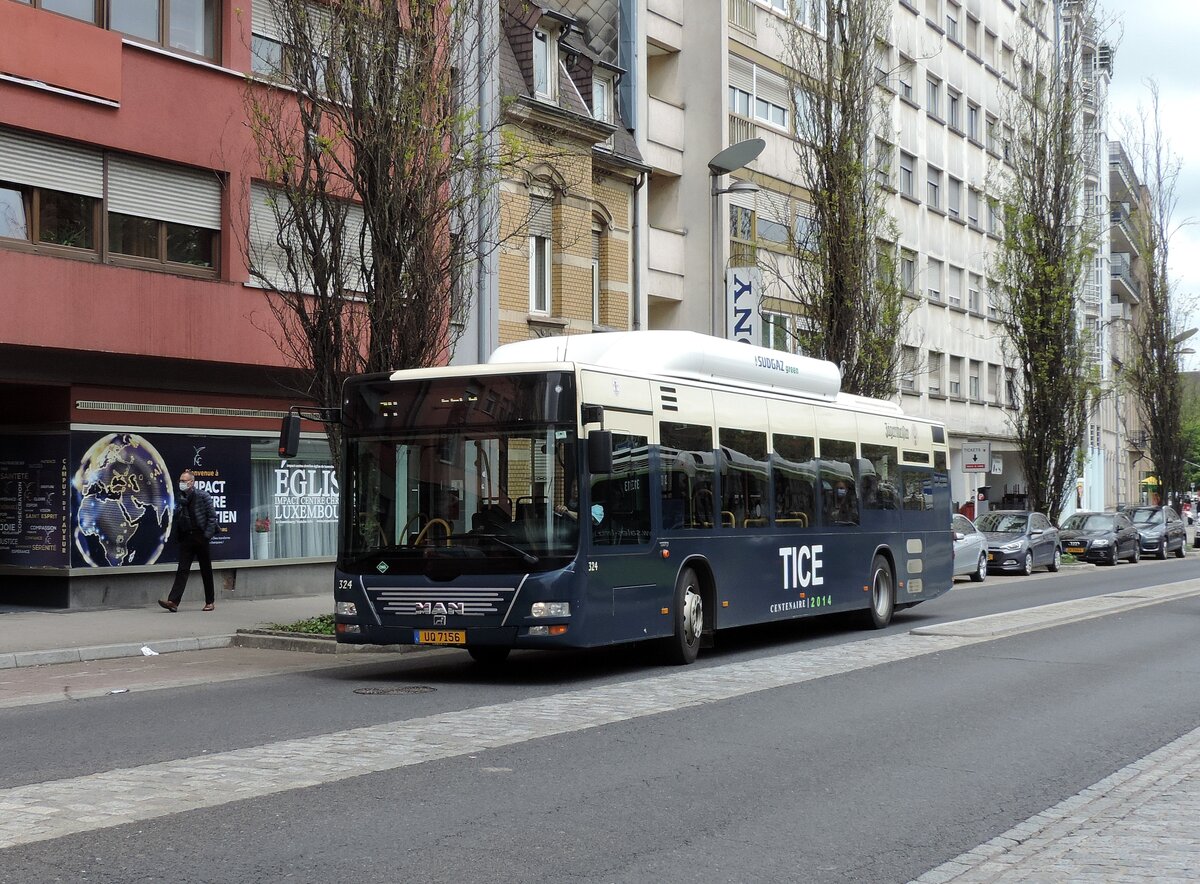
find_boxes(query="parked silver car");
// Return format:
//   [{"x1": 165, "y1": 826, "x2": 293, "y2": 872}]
[
  {"x1": 976, "y1": 510, "x2": 1062, "y2": 575},
  {"x1": 1128, "y1": 506, "x2": 1186, "y2": 559},
  {"x1": 952, "y1": 513, "x2": 987, "y2": 582}
]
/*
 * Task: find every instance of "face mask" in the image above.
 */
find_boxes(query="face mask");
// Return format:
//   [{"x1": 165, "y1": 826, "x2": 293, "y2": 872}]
[
  {"x1": 179, "y1": 482, "x2": 190, "y2": 492},
  {"x1": 836, "y1": 488, "x2": 847, "y2": 499}
]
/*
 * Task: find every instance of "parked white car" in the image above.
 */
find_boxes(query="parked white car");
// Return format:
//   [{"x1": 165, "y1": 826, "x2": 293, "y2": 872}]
[{"x1": 952, "y1": 513, "x2": 987, "y2": 582}]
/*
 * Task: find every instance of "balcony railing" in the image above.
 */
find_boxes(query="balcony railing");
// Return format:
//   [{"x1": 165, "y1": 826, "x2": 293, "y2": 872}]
[
  {"x1": 729, "y1": 114, "x2": 757, "y2": 145},
  {"x1": 1111, "y1": 252, "x2": 1140, "y2": 301},
  {"x1": 729, "y1": 0, "x2": 755, "y2": 32}
]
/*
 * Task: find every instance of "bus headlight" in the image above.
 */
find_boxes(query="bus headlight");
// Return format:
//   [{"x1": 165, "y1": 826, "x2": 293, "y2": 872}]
[
  {"x1": 531, "y1": 602, "x2": 571, "y2": 618},
  {"x1": 336, "y1": 602, "x2": 358, "y2": 616}
]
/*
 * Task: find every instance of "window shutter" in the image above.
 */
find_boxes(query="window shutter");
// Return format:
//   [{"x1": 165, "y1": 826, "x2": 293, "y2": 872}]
[
  {"x1": 529, "y1": 194, "x2": 553, "y2": 238},
  {"x1": 755, "y1": 68, "x2": 789, "y2": 109},
  {"x1": 726, "y1": 182, "x2": 756, "y2": 211},
  {"x1": 756, "y1": 189, "x2": 790, "y2": 226},
  {"x1": 728, "y1": 55, "x2": 754, "y2": 93},
  {"x1": 251, "y1": 1, "x2": 283, "y2": 39},
  {"x1": 108, "y1": 156, "x2": 221, "y2": 229},
  {"x1": 0, "y1": 127, "x2": 103, "y2": 198},
  {"x1": 248, "y1": 182, "x2": 301, "y2": 291}
]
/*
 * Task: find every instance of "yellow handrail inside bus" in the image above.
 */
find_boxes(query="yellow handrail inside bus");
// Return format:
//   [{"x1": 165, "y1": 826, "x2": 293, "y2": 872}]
[{"x1": 413, "y1": 518, "x2": 452, "y2": 547}]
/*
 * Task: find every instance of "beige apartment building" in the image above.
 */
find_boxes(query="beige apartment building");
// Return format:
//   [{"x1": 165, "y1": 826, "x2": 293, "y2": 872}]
[{"x1": 635, "y1": 0, "x2": 1119, "y2": 516}]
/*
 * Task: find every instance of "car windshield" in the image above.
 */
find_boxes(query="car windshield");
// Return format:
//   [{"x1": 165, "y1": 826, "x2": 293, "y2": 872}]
[
  {"x1": 1062, "y1": 514, "x2": 1114, "y2": 531},
  {"x1": 976, "y1": 512, "x2": 1028, "y2": 533},
  {"x1": 1129, "y1": 508, "x2": 1164, "y2": 526}
]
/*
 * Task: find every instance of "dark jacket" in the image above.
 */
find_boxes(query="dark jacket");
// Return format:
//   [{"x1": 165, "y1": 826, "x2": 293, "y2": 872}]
[{"x1": 174, "y1": 487, "x2": 218, "y2": 542}]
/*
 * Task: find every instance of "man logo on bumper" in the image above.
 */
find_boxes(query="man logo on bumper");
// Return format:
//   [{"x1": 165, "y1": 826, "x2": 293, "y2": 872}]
[{"x1": 416, "y1": 602, "x2": 466, "y2": 616}]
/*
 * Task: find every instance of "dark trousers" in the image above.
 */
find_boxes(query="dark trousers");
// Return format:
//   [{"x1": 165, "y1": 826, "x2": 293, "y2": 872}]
[{"x1": 168, "y1": 533, "x2": 214, "y2": 605}]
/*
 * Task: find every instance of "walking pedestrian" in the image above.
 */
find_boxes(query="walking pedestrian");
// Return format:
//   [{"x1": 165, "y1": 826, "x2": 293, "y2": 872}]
[{"x1": 158, "y1": 470, "x2": 218, "y2": 612}]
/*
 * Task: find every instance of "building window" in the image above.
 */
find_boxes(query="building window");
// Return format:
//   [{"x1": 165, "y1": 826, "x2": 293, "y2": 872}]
[
  {"x1": 899, "y1": 152, "x2": 915, "y2": 197},
  {"x1": 986, "y1": 116, "x2": 999, "y2": 155},
  {"x1": 926, "y1": 166, "x2": 942, "y2": 209},
  {"x1": 965, "y1": 14, "x2": 979, "y2": 53},
  {"x1": 591, "y1": 224, "x2": 602, "y2": 324},
  {"x1": 875, "y1": 139, "x2": 893, "y2": 188},
  {"x1": 1005, "y1": 367, "x2": 1018, "y2": 406},
  {"x1": 764, "y1": 311, "x2": 795, "y2": 353},
  {"x1": 988, "y1": 363, "x2": 1000, "y2": 403},
  {"x1": 900, "y1": 249, "x2": 917, "y2": 295},
  {"x1": 947, "y1": 176, "x2": 961, "y2": 218},
  {"x1": 969, "y1": 360, "x2": 981, "y2": 400},
  {"x1": 30, "y1": 0, "x2": 220, "y2": 60},
  {"x1": 969, "y1": 273, "x2": 982, "y2": 313},
  {"x1": 592, "y1": 74, "x2": 614, "y2": 125},
  {"x1": 948, "y1": 355, "x2": 963, "y2": 397},
  {"x1": 967, "y1": 188, "x2": 980, "y2": 227},
  {"x1": 898, "y1": 57, "x2": 914, "y2": 102},
  {"x1": 947, "y1": 265, "x2": 963, "y2": 307},
  {"x1": 928, "y1": 351, "x2": 943, "y2": 395},
  {"x1": 927, "y1": 258, "x2": 943, "y2": 302},
  {"x1": 947, "y1": 89, "x2": 961, "y2": 130},
  {"x1": 946, "y1": 2, "x2": 960, "y2": 42},
  {"x1": 729, "y1": 203, "x2": 756, "y2": 263},
  {"x1": 532, "y1": 28, "x2": 557, "y2": 100},
  {"x1": 900, "y1": 345, "x2": 919, "y2": 392},
  {"x1": 926, "y1": 77, "x2": 941, "y2": 117},
  {"x1": 529, "y1": 194, "x2": 553, "y2": 313},
  {"x1": 967, "y1": 102, "x2": 980, "y2": 141}
]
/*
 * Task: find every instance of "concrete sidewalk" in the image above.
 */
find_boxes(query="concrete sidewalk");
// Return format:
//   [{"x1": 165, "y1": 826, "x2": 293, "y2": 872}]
[{"x1": 0, "y1": 594, "x2": 333, "y2": 669}]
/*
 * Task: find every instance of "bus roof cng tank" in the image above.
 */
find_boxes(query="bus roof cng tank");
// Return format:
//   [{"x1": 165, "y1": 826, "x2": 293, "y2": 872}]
[{"x1": 487, "y1": 331, "x2": 843, "y2": 401}]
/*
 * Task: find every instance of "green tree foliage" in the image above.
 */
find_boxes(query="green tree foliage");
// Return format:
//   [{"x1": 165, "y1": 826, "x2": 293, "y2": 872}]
[
  {"x1": 992, "y1": 1, "x2": 1098, "y2": 519},
  {"x1": 775, "y1": 0, "x2": 909, "y2": 399}
]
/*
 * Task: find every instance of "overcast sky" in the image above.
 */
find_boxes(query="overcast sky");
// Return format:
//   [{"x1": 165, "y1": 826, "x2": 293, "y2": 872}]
[{"x1": 1105, "y1": 0, "x2": 1200, "y2": 363}]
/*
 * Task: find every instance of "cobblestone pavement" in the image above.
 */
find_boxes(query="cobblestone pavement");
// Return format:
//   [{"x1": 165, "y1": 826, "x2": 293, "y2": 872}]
[
  {"x1": 913, "y1": 724, "x2": 1200, "y2": 883},
  {"x1": 2, "y1": 581, "x2": 1198, "y2": 879}
]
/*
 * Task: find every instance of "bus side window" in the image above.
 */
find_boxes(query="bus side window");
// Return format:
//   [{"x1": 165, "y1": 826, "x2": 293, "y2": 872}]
[
  {"x1": 902, "y1": 470, "x2": 929, "y2": 510},
  {"x1": 820, "y1": 439, "x2": 859, "y2": 526},
  {"x1": 659, "y1": 422, "x2": 714, "y2": 530},
  {"x1": 771, "y1": 434, "x2": 816, "y2": 529},
  {"x1": 719, "y1": 428, "x2": 768, "y2": 529}
]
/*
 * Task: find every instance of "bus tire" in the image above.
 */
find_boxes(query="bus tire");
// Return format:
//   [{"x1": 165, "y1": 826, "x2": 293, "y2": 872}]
[
  {"x1": 467, "y1": 646, "x2": 511, "y2": 665},
  {"x1": 864, "y1": 555, "x2": 895, "y2": 629},
  {"x1": 664, "y1": 566, "x2": 703, "y2": 665}
]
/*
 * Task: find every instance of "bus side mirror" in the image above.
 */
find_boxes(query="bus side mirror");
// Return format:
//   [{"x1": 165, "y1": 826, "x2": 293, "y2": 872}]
[
  {"x1": 588, "y1": 430, "x2": 613, "y2": 474},
  {"x1": 279, "y1": 413, "x2": 301, "y2": 458}
]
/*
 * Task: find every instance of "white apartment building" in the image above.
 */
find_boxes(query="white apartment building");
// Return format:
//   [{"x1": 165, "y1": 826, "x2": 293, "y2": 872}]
[{"x1": 633, "y1": 0, "x2": 1117, "y2": 515}]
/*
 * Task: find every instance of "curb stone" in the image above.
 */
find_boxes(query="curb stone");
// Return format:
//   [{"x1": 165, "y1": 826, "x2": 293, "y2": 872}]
[{"x1": 232, "y1": 628, "x2": 419, "y2": 655}]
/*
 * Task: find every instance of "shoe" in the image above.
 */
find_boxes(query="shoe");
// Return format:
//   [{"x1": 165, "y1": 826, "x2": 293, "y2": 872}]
[
  {"x1": 158, "y1": 599, "x2": 178, "y2": 613},
  {"x1": 202, "y1": 604, "x2": 215, "y2": 612}
]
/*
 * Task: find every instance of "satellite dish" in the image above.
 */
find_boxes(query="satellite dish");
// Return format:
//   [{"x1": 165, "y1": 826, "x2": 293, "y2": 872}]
[{"x1": 708, "y1": 138, "x2": 766, "y2": 175}]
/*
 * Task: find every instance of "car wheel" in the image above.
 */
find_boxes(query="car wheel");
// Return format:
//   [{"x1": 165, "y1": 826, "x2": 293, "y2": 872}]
[
  {"x1": 1175, "y1": 540, "x2": 1186, "y2": 558},
  {"x1": 663, "y1": 566, "x2": 703, "y2": 665},
  {"x1": 863, "y1": 555, "x2": 895, "y2": 629},
  {"x1": 1127, "y1": 544, "x2": 1139, "y2": 564},
  {"x1": 970, "y1": 551, "x2": 987, "y2": 582},
  {"x1": 1157, "y1": 540, "x2": 1167, "y2": 560},
  {"x1": 1047, "y1": 547, "x2": 1061, "y2": 573},
  {"x1": 1021, "y1": 550, "x2": 1034, "y2": 576},
  {"x1": 1108, "y1": 548, "x2": 1118, "y2": 566}
]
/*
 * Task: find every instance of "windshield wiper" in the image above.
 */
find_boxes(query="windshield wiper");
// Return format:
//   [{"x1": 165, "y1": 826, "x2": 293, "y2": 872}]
[{"x1": 465, "y1": 533, "x2": 539, "y2": 565}]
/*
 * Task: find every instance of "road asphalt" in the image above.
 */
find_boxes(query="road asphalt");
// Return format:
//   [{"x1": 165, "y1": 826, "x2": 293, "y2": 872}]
[{"x1": 0, "y1": 593, "x2": 339, "y2": 669}]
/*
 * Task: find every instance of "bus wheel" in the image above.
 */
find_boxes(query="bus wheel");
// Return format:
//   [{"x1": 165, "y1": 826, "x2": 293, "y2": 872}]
[
  {"x1": 665, "y1": 567, "x2": 703, "y2": 665},
  {"x1": 467, "y1": 646, "x2": 511, "y2": 665},
  {"x1": 864, "y1": 555, "x2": 895, "y2": 629}
]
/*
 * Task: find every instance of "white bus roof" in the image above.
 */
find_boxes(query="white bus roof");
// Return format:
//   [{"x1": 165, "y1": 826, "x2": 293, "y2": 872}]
[{"x1": 487, "y1": 331, "x2": 845, "y2": 402}]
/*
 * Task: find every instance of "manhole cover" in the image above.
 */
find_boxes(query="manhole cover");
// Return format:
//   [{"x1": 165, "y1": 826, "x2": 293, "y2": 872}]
[{"x1": 353, "y1": 685, "x2": 437, "y2": 695}]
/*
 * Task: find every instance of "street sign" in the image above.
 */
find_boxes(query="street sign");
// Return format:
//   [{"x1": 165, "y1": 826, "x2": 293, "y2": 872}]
[
  {"x1": 991, "y1": 455, "x2": 1003, "y2": 475},
  {"x1": 962, "y1": 442, "x2": 991, "y2": 472}
]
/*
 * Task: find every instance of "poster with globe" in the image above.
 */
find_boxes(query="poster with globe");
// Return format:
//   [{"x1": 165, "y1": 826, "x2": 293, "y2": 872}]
[{"x1": 70, "y1": 432, "x2": 251, "y2": 568}]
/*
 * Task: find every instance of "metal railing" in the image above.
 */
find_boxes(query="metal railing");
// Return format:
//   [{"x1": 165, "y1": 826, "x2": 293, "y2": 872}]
[{"x1": 729, "y1": 0, "x2": 755, "y2": 33}]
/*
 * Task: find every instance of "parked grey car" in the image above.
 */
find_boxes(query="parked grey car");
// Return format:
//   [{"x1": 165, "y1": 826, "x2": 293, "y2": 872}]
[
  {"x1": 952, "y1": 513, "x2": 987, "y2": 582},
  {"x1": 1059, "y1": 511, "x2": 1140, "y2": 565},
  {"x1": 976, "y1": 510, "x2": 1062, "y2": 575},
  {"x1": 1128, "y1": 505, "x2": 1186, "y2": 559}
]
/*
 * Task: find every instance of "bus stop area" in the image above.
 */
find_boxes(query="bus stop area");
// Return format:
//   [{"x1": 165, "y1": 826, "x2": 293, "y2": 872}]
[{"x1": 0, "y1": 592, "x2": 334, "y2": 669}]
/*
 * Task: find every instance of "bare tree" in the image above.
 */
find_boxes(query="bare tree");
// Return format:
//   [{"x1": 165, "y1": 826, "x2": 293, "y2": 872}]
[
  {"x1": 1122, "y1": 82, "x2": 1191, "y2": 505},
  {"x1": 774, "y1": 0, "x2": 909, "y2": 399},
  {"x1": 240, "y1": 0, "x2": 506, "y2": 466},
  {"x1": 992, "y1": 0, "x2": 1099, "y2": 519}
]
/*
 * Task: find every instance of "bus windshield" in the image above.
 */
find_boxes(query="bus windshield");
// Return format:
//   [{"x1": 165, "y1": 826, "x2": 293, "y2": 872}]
[{"x1": 340, "y1": 372, "x2": 580, "y2": 575}]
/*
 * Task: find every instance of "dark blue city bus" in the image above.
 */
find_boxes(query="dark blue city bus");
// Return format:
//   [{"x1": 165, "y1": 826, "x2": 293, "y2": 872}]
[{"x1": 313, "y1": 331, "x2": 952, "y2": 664}]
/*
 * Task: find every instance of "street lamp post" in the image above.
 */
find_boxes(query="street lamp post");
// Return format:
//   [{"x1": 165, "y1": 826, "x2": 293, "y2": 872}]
[{"x1": 708, "y1": 139, "x2": 765, "y2": 338}]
